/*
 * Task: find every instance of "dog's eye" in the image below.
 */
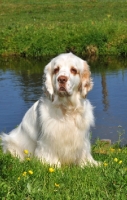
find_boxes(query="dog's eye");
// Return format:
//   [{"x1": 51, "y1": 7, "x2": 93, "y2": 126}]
[
  {"x1": 53, "y1": 67, "x2": 59, "y2": 74},
  {"x1": 71, "y1": 67, "x2": 77, "y2": 75}
]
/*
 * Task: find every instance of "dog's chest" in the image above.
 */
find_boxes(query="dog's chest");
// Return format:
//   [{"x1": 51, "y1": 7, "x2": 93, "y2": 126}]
[
  {"x1": 40, "y1": 103, "x2": 85, "y2": 146},
  {"x1": 38, "y1": 102, "x2": 86, "y2": 163}
]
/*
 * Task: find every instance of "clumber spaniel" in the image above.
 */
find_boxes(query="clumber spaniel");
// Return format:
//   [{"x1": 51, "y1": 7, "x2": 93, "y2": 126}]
[{"x1": 1, "y1": 53, "x2": 98, "y2": 167}]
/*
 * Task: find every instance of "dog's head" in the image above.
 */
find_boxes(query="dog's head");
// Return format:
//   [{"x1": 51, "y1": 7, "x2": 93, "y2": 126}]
[{"x1": 43, "y1": 53, "x2": 93, "y2": 101}]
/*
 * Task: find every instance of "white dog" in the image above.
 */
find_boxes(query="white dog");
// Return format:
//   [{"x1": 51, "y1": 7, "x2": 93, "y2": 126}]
[{"x1": 1, "y1": 53, "x2": 98, "y2": 167}]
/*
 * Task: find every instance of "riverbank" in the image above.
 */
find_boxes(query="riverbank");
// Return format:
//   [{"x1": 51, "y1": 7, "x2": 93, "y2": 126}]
[{"x1": 0, "y1": 0, "x2": 127, "y2": 57}]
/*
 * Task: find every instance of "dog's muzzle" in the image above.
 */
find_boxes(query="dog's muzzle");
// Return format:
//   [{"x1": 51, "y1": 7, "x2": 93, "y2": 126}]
[{"x1": 57, "y1": 75, "x2": 68, "y2": 92}]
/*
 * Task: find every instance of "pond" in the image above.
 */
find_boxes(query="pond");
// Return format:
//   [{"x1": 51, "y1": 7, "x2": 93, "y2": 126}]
[{"x1": 0, "y1": 56, "x2": 127, "y2": 145}]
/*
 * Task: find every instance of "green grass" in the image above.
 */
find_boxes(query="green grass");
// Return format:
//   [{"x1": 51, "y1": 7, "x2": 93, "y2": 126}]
[
  {"x1": 0, "y1": 0, "x2": 127, "y2": 57},
  {"x1": 1, "y1": 140, "x2": 127, "y2": 199}
]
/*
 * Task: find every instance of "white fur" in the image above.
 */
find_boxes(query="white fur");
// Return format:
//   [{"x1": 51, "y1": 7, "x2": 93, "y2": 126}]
[{"x1": 1, "y1": 53, "x2": 98, "y2": 167}]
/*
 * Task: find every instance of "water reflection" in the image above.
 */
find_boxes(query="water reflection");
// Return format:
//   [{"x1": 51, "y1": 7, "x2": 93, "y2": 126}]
[
  {"x1": 101, "y1": 74, "x2": 109, "y2": 111},
  {"x1": 0, "y1": 56, "x2": 127, "y2": 144},
  {"x1": 88, "y1": 56, "x2": 127, "y2": 144}
]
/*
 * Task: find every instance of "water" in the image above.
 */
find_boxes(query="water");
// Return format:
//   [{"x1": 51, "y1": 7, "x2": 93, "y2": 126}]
[{"x1": 0, "y1": 56, "x2": 127, "y2": 144}]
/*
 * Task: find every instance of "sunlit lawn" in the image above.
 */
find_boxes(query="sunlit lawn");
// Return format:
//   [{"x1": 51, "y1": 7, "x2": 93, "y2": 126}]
[{"x1": 0, "y1": 140, "x2": 127, "y2": 199}]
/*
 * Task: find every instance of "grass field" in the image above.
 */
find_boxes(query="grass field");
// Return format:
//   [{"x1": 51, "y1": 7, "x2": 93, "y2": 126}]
[
  {"x1": 1, "y1": 140, "x2": 127, "y2": 199},
  {"x1": 0, "y1": 0, "x2": 127, "y2": 57}
]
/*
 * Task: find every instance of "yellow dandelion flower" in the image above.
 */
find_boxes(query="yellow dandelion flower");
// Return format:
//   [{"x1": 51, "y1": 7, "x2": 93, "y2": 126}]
[
  {"x1": 28, "y1": 170, "x2": 33, "y2": 175},
  {"x1": 110, "y1": 148, "x2": 115, "y2": 152},
  {"x1": 114, "y1": 158, "x2": 118, "y2": 162},
  {"x1": 22, "y1": 171, "x2": 27, "y2": 176},
  {"x1": 24, "y1": 149, "x2": 29, "y2": 154},
  {"x1": 55, "y1": 183, "x2": 60, "y2": 187},
  {"x1": 103, "y1": 162, "x2": 108, "y2": 167},
  {"x1": 118, "y1": 149, "x2": 121, "y2": 152},
  {"x1": 18, "y1": 177, "x2": 20, "y2": 180},
  {"x1": 119, "y1": 160, "x2": 122, "y2": 164},
  {"x1": 49, "y1": 167, "x2": 55, "y2": 173},
  {"x1": 26, "y1": 157, "x2": 30, "y2": 161}
]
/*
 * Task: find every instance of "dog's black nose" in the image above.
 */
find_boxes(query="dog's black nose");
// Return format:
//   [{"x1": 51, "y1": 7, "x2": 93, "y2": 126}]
[{"x1": 57, "y1": 76, "x2": 68, "y2": 84}]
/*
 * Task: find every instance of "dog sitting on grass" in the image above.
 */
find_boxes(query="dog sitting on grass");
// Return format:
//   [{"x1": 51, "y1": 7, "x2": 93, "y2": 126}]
[{"x1": 1, "y1": 53, "x2": 98, "y2": 167}]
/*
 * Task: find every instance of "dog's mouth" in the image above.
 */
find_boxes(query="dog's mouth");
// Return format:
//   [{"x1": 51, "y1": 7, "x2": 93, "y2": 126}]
[
  {"x1": 57, "y1": 86, "x2": 69, "y2": 97},
  {"x1": 59, "y1": 86, "x2": 66, "y2": 92}
]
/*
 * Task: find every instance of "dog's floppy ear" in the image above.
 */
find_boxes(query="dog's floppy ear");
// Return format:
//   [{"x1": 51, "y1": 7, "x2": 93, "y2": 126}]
[
  {"x1": 80, "y1": 61, "x2": 93, "y2": 98},
  {"x1": 43, "y1": 61, "x2": 54, "y2": 101}
]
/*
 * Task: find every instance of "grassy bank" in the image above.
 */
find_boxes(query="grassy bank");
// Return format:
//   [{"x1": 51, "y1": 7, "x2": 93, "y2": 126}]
[
  {"x1": 0, "y1": 141, "x2": 127, "y2": 199},
  {"x1": 0, "y1": 0, "x2": 127, "y2": 57}
]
